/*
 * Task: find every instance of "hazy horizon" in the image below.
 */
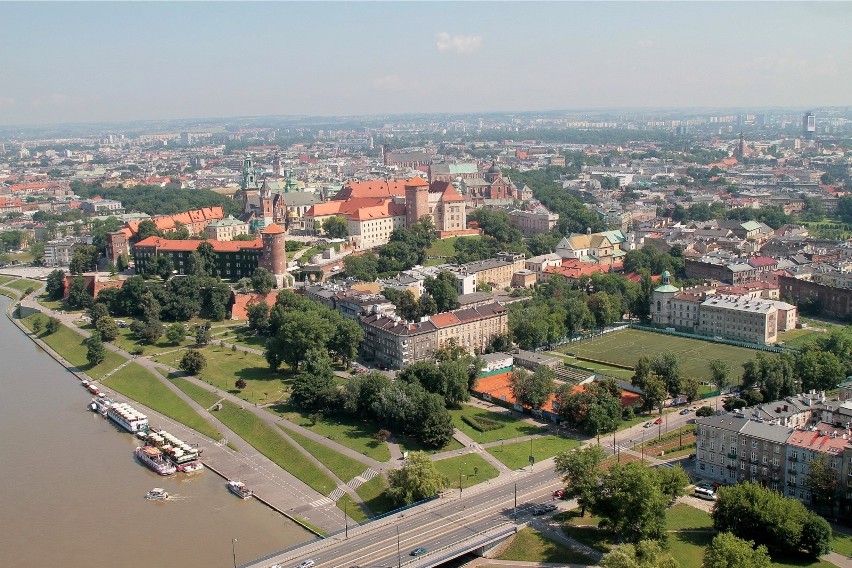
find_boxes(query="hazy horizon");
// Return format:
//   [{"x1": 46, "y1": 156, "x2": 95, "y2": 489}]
[{"x1": 2, "y1": 1, "x2": 850, "y2": 127}]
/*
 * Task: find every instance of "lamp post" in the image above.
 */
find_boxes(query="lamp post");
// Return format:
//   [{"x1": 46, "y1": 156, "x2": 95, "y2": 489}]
[
  {"x1": 231, "y1": 538, "x2": 237, "y2": 568},
  {"x1": 513, "y1": 483, "x2": 517, "y2": 523},
  {"x1": 396, "y1": 525, "x2": 401, "y2": 568},
  {"x1": 344, "y1": 499, "x2": 348, "y2": 539},
  {"x1": 529, "y1": 438, "x2": 534, "y2": 472}
]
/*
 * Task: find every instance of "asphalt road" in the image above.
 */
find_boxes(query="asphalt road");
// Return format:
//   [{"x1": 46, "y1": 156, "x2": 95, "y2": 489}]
[{"x1": 243, "y1": 467, "x2": 563, "y2": 568}]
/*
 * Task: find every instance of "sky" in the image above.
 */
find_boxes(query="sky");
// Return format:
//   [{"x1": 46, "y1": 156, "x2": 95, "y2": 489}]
[{"x1": 1, "y1": 1, "x2": 851, "y2": 126}]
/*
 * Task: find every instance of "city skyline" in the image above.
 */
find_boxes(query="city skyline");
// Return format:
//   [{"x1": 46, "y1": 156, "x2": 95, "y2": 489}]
[{"x1": 1, "y1": 1, "x2": 851, "y2": 126}]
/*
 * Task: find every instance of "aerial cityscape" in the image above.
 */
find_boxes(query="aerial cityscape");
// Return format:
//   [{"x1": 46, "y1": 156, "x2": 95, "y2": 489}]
[{"x1": 2, "y1": 2, "x2": 852, "y2": 568}]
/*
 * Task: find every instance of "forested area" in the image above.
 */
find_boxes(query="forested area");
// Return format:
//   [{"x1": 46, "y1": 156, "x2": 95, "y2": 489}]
[{"x1": 70, "y1": 181, "x2": 241, "y2": 217}]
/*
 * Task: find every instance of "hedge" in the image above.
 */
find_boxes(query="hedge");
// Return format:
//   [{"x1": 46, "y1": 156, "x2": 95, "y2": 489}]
[{"x1": 462, "y1": 415, "x2": 504, "y2": 432}]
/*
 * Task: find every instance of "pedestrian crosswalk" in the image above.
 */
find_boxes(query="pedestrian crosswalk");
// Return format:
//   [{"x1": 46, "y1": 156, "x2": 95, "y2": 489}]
[
  {"x1": 309, "y1": 496, "x2": 334, "y2": 507},
  {"x1": 328, "y1": 487, "x2": 346, "y2": 501},
  {"x1": 347, "y1": 468, "x2": 378, "y2": 490}
]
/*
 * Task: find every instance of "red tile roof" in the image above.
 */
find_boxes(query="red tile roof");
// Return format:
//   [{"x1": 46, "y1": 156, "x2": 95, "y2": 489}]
[
  {"x1": 134, "y1": 237, "x2": 262, "y2": 252},
  {"x1": 230, "y1": 291, "x2": 278, "y2": 320},
  {"x1": 261, "y1": 223, "x2": 285, "y2": 234}
]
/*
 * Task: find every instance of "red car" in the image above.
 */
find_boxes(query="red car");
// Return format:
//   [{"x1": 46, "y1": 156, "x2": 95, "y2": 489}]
[
  {"x1": 553, "y1": 489, "x2": 564, "y2": 499},
  {"x1": 653, "y1": 417, "x2": 663, "y2": 425}
]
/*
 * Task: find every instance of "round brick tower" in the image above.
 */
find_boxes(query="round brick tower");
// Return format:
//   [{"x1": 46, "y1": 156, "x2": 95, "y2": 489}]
[{"x1": 259, "y1": 222, "x2": 287, "y2": 288}]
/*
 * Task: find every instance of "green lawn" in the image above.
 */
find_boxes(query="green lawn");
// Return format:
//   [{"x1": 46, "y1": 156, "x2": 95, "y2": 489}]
[
  {"x1": 169, "y1": 375, "x2": 224, "y2": 409},
  {"x1": 79, "y1": 322, "x2": 193, "y2": 356},
  {"x1": 355, "y1": 474, "x2": 397, "y2": 518},
  {"x1": 154, "y1": 346, "x2": 294, "y2": 406},
  {"x1": 496, "y1": 527, "x2": 594, "y2": 565},
  {"x1": 21, "y1": 314, "x2": 127, "y2": 379},
  {"x1": 213, "y1": 400, "x2": 337, "y2": 496},
  {"x1": 278, "y1": 424, "x2": 370, "y2": 484},
  {"x1": 102, "y1": 363, "x2": 221, "y2": 440},
  {"x1": 217, "y1": 327, "x2": 268, "y2": 351},
  {"x1": 450, "y1": 404, "x2": 550, "y2": 443},
  {"x1": 395, "y1": 433, "x2": 464, "y2": 454},
  {"x1": 0, "y1": 275, "x2": 16, "y2": 285},
  {"x1": 778, "y1": 327, "x2": 825, "y2": 349},
  {"x1": 337, "y1": 493, "x2": 368, "y2": 525},
  {"x1": 432, "y1": 454, "x2": 500, "y2": 490},
  {"x1": 425, "y1": 235, "x2": 479, "y2": 262},
  {"x1": 832, "y1": 531, "x2": 852, "y2": 556},
  {"x1": 665, "y1": 503, "x2": 712, "y2": 531},
  {"x1": 5, "y1": 278, "x2": 40, "y2": 294},
  {"x1": 561, "y1": 329, "x2": 765, "y2": 382},
  {"x1": 267, "y1": 403, "x2": 392, "y2": 462},
  {"x1": 0, "y1": 287, "x2": 19, "y2": 300},
  {"x1": 487, "y1": 435, "x2": 580, "y2": 470},
  {"x1": 37, "y1": 295, "x2": 66, "y2": 311}
]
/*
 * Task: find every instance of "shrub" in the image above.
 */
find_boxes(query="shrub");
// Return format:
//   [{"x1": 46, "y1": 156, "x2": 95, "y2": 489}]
[
  {"x1": 462, "y1": 414, "x2": 504, "y2": 432},
  {"x1": 696, "y1": 406, "x2": 714, "y2": 417}
]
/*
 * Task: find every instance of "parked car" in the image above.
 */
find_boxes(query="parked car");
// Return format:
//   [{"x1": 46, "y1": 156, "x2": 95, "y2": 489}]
[
  {"x1": 679, "y1": 408, "x2": 690, "y2": 415},
  {"x1": 653, "y1": 417, "x2": 663, "y2": 425},
  {"x1": 410, "y1": 547, "x2": 427, "y2": 557},
  {"x1": 643, "y1": 421, "x2": 653, "y2": 428},
  {"x1": 553, "y1": 489, "x2": 564, "y2": 499}
]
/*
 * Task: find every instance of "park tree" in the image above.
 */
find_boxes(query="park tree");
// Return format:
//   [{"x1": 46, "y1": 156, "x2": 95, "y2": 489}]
[
  {"x1": 265, "y1": 309, "x2": 336, "y2": 369},
  {"x1": 88, "y1": 302, "x2": 110, "y2": 325},
  {"x1": 290, "y1": 349, "x2": 338, "y2": 411},
  {"x1": 600, "y1": 540, "x2": 679, "y2": 568},
  {"x1": 343, "y1": 251, "x2": 378, "y2": 282},
  {"x1": 116, "y1": 254, "x2": 130, "y2": 272},
  {"x1": 165, "y1": 322, "x2": 186, "y2": 344},
  {"x1": 554, "y1": 445, "x2": 606, "y2": 516},
  {"x1": 631, "y1": 356, "x2": 653, "y2": 391},
  {"x1": 416, "y1": 392, "x2": 455, "y2": 447},
  {"x1": 32, "y1": 317, "x2": 43, "y2": 333},
  {"x1": 652, "y1": 353, "x2": 681, "y2": 396},
  {"x1": 709, "y1": 359, "x2": 731, "y2": 390},
  {"x1": 588, "y1": 291, "x2": 622, "y2": 328},
  {"x1": 251, "y1": 267, "x2": 275, "y2": 294},
  {"x1": 712, "y1": 482, "x2": 832, "y2": 558},
  {"x1": 592, "y1": 462, "x2": 669, "y2": 543},
  {"x1": 196, "y1": 241, "x2": 218, "y2": 277},
  {"x1": 564, "y1": 297, "x2": 594, "y2": 337},
  {"x1": 95, "y1": 316, "x2": 120, "y2": 342},
  {"x1": 85, "y1": 333, "x2": 106, "y2": 366},
  {"x1": 195, "y1": 323, "x2": 212, "y2": 346},
  {"x1": 69, "y1": 245, "x2": 99, "y2": 274},
  {"x1": 246, "y1": 300, "x2": 271, "y2": 335},
  {"x1": 153, "y1": 255, "x2": 174, "y2": 280},
  {"x1": 556, "y1": 380, "x2": 622, "y2": 438},
  {"x1": 45, "y1": 269, "x2": 66, "y2": 299},
  {"x1": 66, "y1": 275, "x2": 93, "y2": 310},
  {"x1": 141, "y1": 320, "x2": 164, "y2": 344},
  {"x1": 201, "y1": 280, "x2": 231, "y2": 321},
  {"x1": 510, "y1": 366, "x2": 555, "y2": 410},
  {"x1": 322, "y1": 215, "x2": 349, "y2": 238},
  {"x1": 45, "y1": 316, "x2": 61, "y2": 335},
  {"x1": 654, "y1": 465, "x2": 690, "y2": 503},
  {"x1": 797, "y1": 349, "x2": 844, "y2": 392},
  {"x1": 179, "y1": 349, "x2": 207, "y2": 375},
  {"x1": 702, "y1": 532, "x2": 771, "y2": 568},
  {"x1": 386, "y1": 451, "x2": 446, "y2": 506},
  {"x1": 682, "y1": 376, "x2": 700, "y2": 403}
]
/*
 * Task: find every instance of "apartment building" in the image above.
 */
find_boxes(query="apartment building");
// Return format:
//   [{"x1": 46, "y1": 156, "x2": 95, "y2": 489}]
[
  {"x1": 699, "y1": 295, "x2": 779, "y2": 344},
  {"x1": 43, "y1": 236, "x2": 80, "y2": 267},
  {"x1": 360, "y1": 302, "x2": 508, "y2": 369},
  {"x1": 785, "y1": 425, "x2": 848, "y2": 504}
]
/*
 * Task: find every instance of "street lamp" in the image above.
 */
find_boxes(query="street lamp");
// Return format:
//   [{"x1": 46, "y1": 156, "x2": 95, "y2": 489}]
[
  {"x1": 344, "y1": 499, "x2": 348, "y2": 539},
  {"x1": 231, "y1": 538, "x2": 237, "y2": 568},
  {"x1": 396, "y1": 525, "x2": 401, "y2": 568}
]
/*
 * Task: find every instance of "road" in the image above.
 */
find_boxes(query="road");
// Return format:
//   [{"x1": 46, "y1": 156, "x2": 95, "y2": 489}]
[{"x1": 243, "y1": 467, "x2": 564, "y2": 568}]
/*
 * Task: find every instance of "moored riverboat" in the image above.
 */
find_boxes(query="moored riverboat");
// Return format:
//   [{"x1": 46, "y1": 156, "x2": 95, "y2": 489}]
[
  {"x1": 107, "y1": 402, "x2": 149, "y2": 434},
  {"x1": 135, "y1": 446, "x2": 177, "y2": 476},
  {"x1": 227, "y1": 480, "x2": 252, "y2": 499}
]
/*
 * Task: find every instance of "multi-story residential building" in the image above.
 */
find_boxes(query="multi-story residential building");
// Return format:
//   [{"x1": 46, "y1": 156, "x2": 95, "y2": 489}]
[
  {"x1": 455, "y1": 252, "x2": 527, "y2": 291},
  {"x1": 785, "y1": 425, "x2": 848, "y2": 504},
  {"x1": 43, "y1": 236, "x2": 80, "y2": 267},
  {"x1": 205, "y1": 216, "x2": 249, "y2": 241},
  {"x1": 555, "y1": 230, "x2": 627, "y2": 266},
  {"x1": 360, "y1": 302, "x2": 508, "y2": 369},
  {"x1": 305, "y1": 284, "x2": 395, "y2": 321},
  {"x1": 508, "y1": 206, "x2": 559, "y2": 236}
]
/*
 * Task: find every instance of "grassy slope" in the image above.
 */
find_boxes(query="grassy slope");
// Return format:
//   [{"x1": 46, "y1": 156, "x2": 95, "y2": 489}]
[
  {"x1": 102, "y1": 362, "x2": 220, "y2": 440},
  {"x1": 487, "y1": 435, "x2": 580, "y2": 470},
  {"x1": 21, "y1": 314, "x2": 126, "y2": 379}
]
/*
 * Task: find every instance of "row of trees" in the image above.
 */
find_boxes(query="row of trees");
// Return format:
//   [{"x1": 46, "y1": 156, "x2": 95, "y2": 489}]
[{"x1": 71, "y1": 181, "x2": 241, "y2": 217}]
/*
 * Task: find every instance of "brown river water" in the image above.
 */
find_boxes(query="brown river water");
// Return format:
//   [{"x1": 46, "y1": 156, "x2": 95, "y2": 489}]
[{"x1": 0, "y1": 296, "x2": 312, "y2": 567}]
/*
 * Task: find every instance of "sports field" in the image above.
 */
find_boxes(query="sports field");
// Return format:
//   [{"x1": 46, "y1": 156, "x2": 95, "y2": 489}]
[{"x1": 562, "y1": 329, "x2": 766, "y2": 382}]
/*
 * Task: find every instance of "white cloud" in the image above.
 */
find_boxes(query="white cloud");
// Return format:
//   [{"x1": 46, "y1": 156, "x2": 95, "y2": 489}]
[
  {"x1": 637, "y1": 40, "x2": 656, "y2": 48},
  {"x1": 436, "y1": 32, "x2": 482, "y2": 54}
]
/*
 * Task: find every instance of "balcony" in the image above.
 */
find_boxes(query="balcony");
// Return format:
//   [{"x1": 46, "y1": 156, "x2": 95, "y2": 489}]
[
  {"x1": 788, "y1": 469, "x2": 797, "y2": 475},
  {"x1": 727, "y1": 452, "x2": 738, "y2": 460},
  {"x1": 789, "y1": 456, "x2": 798, "y2": 462}
]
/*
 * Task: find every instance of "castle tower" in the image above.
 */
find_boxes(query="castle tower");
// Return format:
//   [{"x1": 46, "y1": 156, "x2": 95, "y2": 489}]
[
  {"x1": 259, "y1": 223, "x2": 287, "y2": 288},
  {"x1": 405, "y1": 180, "x2": 430, "y2": 228}
]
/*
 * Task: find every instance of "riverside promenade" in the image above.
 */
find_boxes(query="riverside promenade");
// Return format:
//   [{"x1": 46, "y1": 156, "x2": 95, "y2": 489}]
[{"x1": 3, "y1": 282, "x2": 344, "y2": 535}]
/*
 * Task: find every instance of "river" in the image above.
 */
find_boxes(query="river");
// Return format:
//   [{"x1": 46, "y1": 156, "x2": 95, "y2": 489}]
[{"x1": 0, "y1": 295, "x2": 312, "y2": 567}]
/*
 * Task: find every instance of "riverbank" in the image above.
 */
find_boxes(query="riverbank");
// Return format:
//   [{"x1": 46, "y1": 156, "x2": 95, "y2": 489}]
[{"x1": 4, "y1": 289, "x2": 341, "y2": 536}]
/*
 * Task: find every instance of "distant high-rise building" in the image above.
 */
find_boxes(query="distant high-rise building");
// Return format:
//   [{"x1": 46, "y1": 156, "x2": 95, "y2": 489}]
[{"x1": 803, "y1": 112, "x2": 816, "y2": 139}]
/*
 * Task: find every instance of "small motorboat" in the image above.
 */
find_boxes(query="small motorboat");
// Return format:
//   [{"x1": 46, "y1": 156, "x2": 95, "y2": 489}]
[
  {"x1": 145, "y1": 488, "x2": 169, "y2": 501},
  {"x1": 178, "y1": 461, "x2": 204, "y2": 473},
  {"x1": 227, "y1": 480, "x2": 252, "y2": 499}
]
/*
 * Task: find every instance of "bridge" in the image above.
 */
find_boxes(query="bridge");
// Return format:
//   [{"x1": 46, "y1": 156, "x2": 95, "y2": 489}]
[{"x1": 241, "y1": 466, "x2": 560, "y2": 568}]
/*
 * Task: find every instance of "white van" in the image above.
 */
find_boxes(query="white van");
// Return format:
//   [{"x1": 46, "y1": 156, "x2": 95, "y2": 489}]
[{"x1": 694, "y1": 486, "x2": 716, "y2": 500}]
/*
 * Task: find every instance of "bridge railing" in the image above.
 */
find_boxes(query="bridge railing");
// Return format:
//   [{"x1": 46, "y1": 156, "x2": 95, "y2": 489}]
[{"x1": 402, "y1": 523, "x2": 517, "y2": 567}]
